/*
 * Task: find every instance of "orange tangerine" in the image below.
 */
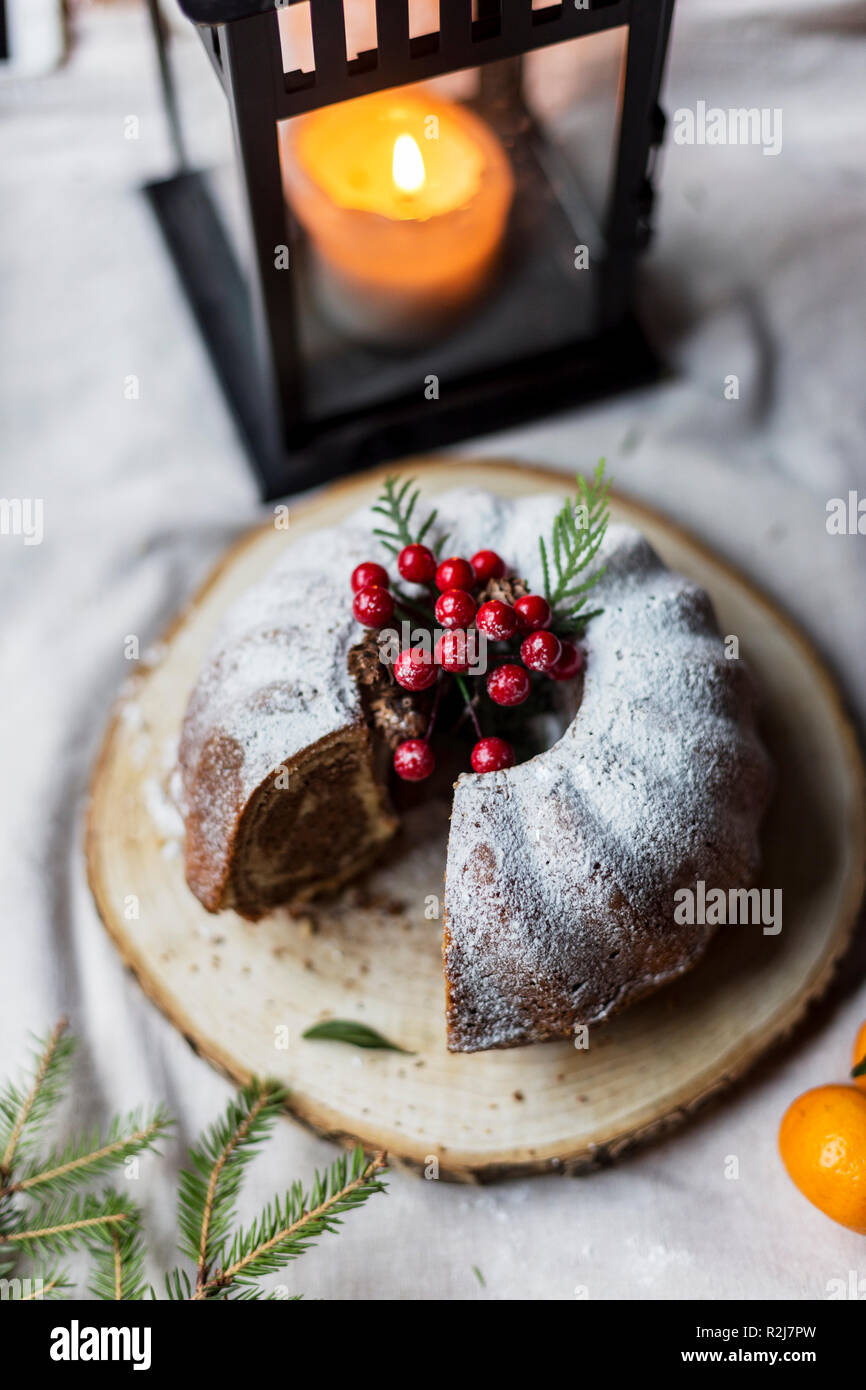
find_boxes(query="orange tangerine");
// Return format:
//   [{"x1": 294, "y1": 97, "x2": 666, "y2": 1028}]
[
  {"x1": 852, "y1": 1021, "x2": 866, "y2": 1094},
  {"x1": 778, "y1": 1085, "x2": 866, "y2": 1234}
]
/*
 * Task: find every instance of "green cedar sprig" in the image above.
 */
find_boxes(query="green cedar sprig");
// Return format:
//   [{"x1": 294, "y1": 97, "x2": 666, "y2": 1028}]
[{"x1": 539, "y1": 459, "x2": 611, "y2": 634}]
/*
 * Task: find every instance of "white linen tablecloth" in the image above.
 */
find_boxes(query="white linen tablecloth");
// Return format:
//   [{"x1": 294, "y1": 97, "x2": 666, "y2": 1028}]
[{"x1": 1, "y1": 0, "x2": 865, "y2": 1299}]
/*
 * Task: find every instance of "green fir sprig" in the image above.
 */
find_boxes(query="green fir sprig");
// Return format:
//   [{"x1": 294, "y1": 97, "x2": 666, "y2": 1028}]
[
  {"x1": 2, "y1": 1189, "x2": 130, "y2": 1257},
  {"x1": 188, "y1": 1146, "x2": 388, "y2": 1301},
  {"x1": 89, "y1": 1199, "x2": 149, "y2": 1302},
  {"x1": 0, "y1": 1022, "x2": 387, "y2": 1300},
  {"x1": 372, "y1": 474, "x2": 446, "y2": 557},
  {"x1": 176, "y1": 1078, "x2": 287, "y2": 1294},
  {"x1": 0, "y1": 1017, "x2": 75, "y2": 1176},
  {"x1": 539, "y1": 459, "x2": 611, "y2": 634},
  {"x1": 0, "y1": 1021, "x2": 167, "y2": 1300},
  {"x1": 12, "y1": 1107, "x2": 169, "y2": 1199}
]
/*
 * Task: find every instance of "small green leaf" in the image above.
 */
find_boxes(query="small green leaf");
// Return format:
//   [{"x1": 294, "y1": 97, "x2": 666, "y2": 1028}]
[
  {"x1": 302, "y1": 1020, "x2": 412, "y2": 1053},
  {"x1": 852, "y1": 1056, "x2": 866, "y2": 1079},
  {"x1": 472, "y1": 1265, "x2": 485, "y2": 1287}
]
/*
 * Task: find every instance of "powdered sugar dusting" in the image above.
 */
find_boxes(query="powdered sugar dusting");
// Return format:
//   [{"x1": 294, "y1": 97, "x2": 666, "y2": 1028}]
[
  {"x1": 177, "y1": 487, "x2": 771, "y2": 1042},
  {"x1": 440, "y1": 495, "x2": 772, "y2": 1050}
]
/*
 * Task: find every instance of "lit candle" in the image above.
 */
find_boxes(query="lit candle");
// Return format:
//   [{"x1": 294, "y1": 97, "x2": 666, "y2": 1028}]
[{"x1": 280, "y1": 88, "x2": 514, "y2": 346}]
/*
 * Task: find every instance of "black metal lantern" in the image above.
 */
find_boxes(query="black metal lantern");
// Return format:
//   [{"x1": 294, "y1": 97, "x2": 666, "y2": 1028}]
[{"x1": 148, "y1": 0, "x2": 674, "y2": 498}]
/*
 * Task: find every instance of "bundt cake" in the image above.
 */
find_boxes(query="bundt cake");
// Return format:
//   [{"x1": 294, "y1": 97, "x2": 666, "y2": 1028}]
[{"x1": 176, "y1": 485, "x2": 772, "y2": 1051}]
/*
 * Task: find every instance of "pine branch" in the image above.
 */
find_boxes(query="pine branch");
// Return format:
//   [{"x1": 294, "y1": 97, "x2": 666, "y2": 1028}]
[
  {"x1": 1, "y1": 1191, "x2": 132, "y2": 1259},
  {"x1": 10, "y1": 1108, "x2": 170, "y2": 1199},
  {"x1": 1, "y1": 1026, "x2": 389, "y2": 1300},
  {"x1": 540, "y1": 460, "x2": 612, "y2": 634},
  {"x1": 372, "y1": 475, "x2": 441, "y2": 556},
  {"x1": 0, "y1": 1019, "x2": 72, "y2": 1183},
  {"x1": 195, "y1": 1148, "x2": 387, "y2": 1299},
  {"x1": 176, "y1": 1079, "x2": 286, "y2": 1292},
  {"x1": 89, "y1": 1208, "x2": 148, "y2": 1301}
]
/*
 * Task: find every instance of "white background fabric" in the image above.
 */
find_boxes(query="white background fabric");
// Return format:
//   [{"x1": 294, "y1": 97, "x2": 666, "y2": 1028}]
[{"x1": 1, "y1": 0, "x2": 865, "y2": 1299}]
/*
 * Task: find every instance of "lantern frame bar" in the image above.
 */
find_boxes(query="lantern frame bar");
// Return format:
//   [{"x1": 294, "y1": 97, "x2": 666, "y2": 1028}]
[{"x1": 269, "y1": 0, "x2": 629, "y2": 119}]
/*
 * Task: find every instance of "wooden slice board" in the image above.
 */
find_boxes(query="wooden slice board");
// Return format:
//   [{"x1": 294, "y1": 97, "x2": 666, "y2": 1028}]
[{"x1": 86, "y1": 459, "x2": 866, "y2": 1181}]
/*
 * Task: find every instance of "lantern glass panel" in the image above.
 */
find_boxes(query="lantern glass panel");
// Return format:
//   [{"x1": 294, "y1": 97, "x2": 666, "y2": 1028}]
[{"x1": 271, "y1": 22, "x2": 629, "y2": 428}]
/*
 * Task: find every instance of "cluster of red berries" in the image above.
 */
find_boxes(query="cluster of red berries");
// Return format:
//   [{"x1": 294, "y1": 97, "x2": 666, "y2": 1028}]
[{"x1": 350, "y1": 542, "x2": 583, "y2": 782}]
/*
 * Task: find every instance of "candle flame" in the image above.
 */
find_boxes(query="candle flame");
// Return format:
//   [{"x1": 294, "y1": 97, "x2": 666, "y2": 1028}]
[{"x1": 392, "y1": 133, "x2": 425, "y2": 195}]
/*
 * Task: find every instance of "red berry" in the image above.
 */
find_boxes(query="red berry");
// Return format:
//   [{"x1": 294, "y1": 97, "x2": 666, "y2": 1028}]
[
  {"x1": 435, "y1": 629, "x2": 473, "y2": 674},
  {"x1": 394, "y1": 646, "x2": 438, "y2": 691},
  {"x1": 352, "y1": 584, "x2": 394, "y2": 628},
  {"x1": 486, "y1": 663, "x2": 531, "y2": 707},
  {"x1": 435, "y1": 588, "x2": 476, "y2": 629},
  {"x1": 476, "y1": 599, "x2": 518, "y2": 641},
  {"x1": 470, "y1": 549, "x2": 505, "y2": 584},
  {"x1": 549, "y1": 640, "x2": 584, "y2": 682},
  {"x1": 471, "y1": 737, "x2": 516, "y2": 774},
  {"x1": 397, "y1": 543, "x2": 436, "y2": 584},
  {"x1": 351, "y1": 561, "x2": 389, "y2": 593},
  {"x1": 514, "y1": 593, "x2": 552, "y2": 633},
  {"x1": 435, "y1": 556, "x2": 474, "y2": 592},
  {"x1": 393, "y1": 739, "x2": 435, "y2": 782},
  {"x1": 521, "y1": 630, "x2": 562, "y2": 672}
]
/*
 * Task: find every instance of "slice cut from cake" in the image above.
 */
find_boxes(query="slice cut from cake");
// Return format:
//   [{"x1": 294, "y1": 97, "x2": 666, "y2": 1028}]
[{"x1": 177, "y1": 524, "x2": 399, "y2": 917}]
